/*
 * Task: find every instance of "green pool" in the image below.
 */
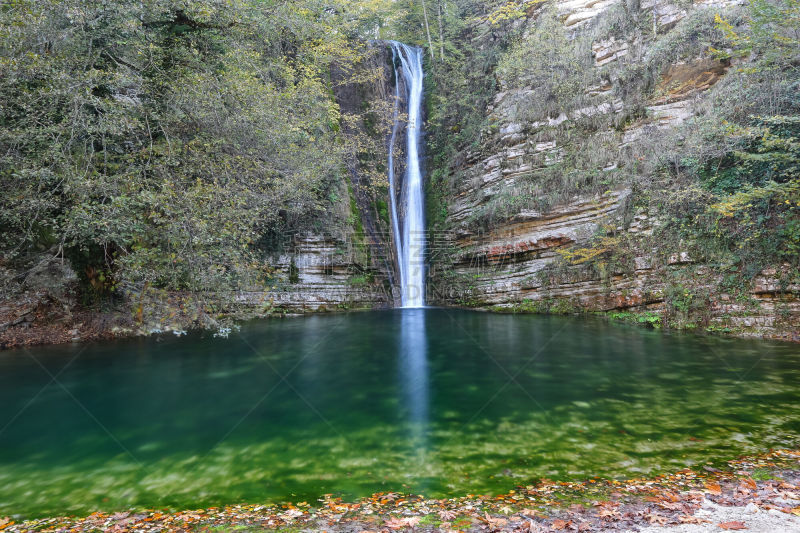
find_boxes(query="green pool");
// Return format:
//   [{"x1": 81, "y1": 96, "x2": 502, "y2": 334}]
[{"x1": 1, "y1": 309, "x2": 798, "y2": 518}]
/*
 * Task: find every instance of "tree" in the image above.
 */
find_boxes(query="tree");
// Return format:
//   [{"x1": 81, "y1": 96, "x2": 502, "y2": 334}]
[{"x1": 0, "y1": 0, "x2": 375, "y2": 302}]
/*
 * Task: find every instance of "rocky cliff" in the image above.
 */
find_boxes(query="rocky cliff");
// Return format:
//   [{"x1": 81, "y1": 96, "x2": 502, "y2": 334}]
[{"x1": 428, "y1": 0, "x2": 800, "y2": 341}]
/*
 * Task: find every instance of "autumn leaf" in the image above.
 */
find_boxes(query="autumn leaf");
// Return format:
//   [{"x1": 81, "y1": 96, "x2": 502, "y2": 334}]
[
  {"x1": 718, "y1": 520, "x2": 747, "y2": 530},
  {"x1": 679, "y1": 515, "x2": 710, "y2": 524},
  {"x1": 519, "y1": 519, "x2": 543, "y2": 532},
  {"x1": 384, "y1": 516, "x2": 415, "y2": 529},
  {"x1": 597, "y1": 507, "x2": 621, "y2": 519},
  {"x1": 646, "y1": 513, "x2": 668, "y2": 525},
  {"x1": 657, "y1": 501, "x2": 684, "y2": 511},
  {"x1": 404, "y1": 516, "x2": 420, "y2": 527},
  {"x1": 552, "y1": 518, "x2": 571, "y2": 530},
  {"x1": 480, "y1": 512, "x2": 508, "y2": 528},
  {"x1": 741, "y1": 477, "x2": 757, "y2": 490},
  {"x1": 705, "y1": 481, "x2": 723, "y2": 495},
  {"x1": 282, "y1": 508, "x2": 304, "y2": 518},
  {"x1": 662, "y1": 491, "x2": 680, "y2": 502},
  {"x1": 438, "y1": 509, "x2": 457, "y2": 521}
]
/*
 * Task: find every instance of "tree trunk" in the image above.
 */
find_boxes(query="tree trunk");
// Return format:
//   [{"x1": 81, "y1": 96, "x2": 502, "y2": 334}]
[
  {"x1": 437, "y1": 0, "x2": 445, "y2": 62},
  {"x1": 420, "y1": 0, "x2": 435, "y2": 62}
]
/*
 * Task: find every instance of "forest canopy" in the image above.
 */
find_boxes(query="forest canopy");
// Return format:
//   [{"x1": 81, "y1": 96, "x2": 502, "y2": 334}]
[{"x1": 0, "y1": 0, "x2": 387, "y2": 297}]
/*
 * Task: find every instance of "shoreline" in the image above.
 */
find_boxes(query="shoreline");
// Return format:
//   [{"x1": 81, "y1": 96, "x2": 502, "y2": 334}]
[
  {"x1": 4, "y1": 450, "x2": 799, "y2": 532},
  {"x1": 3, "y1": 303, "x2": 799, "y2": 352}
]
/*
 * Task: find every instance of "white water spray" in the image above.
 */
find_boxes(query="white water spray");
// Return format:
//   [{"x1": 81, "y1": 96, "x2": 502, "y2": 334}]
[{"x1": 387, "y1": 41, "x2": 426, "y2": 308}]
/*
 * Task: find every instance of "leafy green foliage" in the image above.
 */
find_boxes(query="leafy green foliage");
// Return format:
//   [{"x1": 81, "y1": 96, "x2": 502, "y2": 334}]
[
  {"x1": 712, "y1": 0, "x2": 800, "y2": 69},
  {"x1": 0, "y1": 0, "x2": 375, "y2": 300},
  {"x1": 496, "y1": 7, "x2": 588, "y2": 122},
  {"x1": 607, "y1": 311, "x2": 662, "y2": 328},
  {"x1": 701, "y1": 117, "x2": 800, "y2": 194}
]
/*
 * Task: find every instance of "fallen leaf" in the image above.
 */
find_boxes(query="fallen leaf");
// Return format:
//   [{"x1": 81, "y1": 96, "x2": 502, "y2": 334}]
[
  {"x1": 404, "y1": 516, "x2": 420, "y2": 527},
  {"x1": 552, "y1": 519, "x2": 571, "y2": 530},
  {"x1": 439, "y1": 509, "x2": 457, "y2": 521},
  {"x1": 481, "y1": 512, "x2": 508, "y2": 528},
  {"x1": 597, "y1": 507, "x2": 621, "y2": 519},
  {"x1": 741, "y1": 477, "x2": 757, "y2": 490},
  {"x1": 283, "y1": 508, "x2": 303, "y2": 518},
  {"x1": 705, "y1": 481, "x2": 723, "y2": 495},
  {"x1": 383, "y1": 516, "x2": 407, "y2": 530},
  {"x1": 718, "y1": 521, "x2": 746, "y2": 530},
  {"x1": 679, "y1": 515, "x2": 710, "y2": 524},
  {"x1": 647, "y1": 513, "x2": 668, "y2": 525},
  {"x1": 658, "y1": 501, "x2": 685, "y2": 511}
]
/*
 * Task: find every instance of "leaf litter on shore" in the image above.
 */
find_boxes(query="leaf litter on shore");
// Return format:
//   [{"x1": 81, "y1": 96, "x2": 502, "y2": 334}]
[{"x1": 3, "y1": 449, "x2": 799, "y2": 532}]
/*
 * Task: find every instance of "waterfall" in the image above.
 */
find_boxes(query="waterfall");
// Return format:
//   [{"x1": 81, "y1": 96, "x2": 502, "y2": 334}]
[{"x1": 387, "y1": 41, "x2": 426, "y2": 308}]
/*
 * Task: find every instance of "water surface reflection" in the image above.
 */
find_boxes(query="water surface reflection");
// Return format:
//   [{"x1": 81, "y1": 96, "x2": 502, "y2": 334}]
[{"x1": 398, "y1": 309, "x2": 430, "y2": 463}]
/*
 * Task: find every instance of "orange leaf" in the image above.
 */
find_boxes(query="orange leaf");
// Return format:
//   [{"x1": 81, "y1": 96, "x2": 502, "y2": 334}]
[
  {"x1": 718, "y1": 521, "x2": 747, "y2": 530},
  {"x1": 705, "y1": 481, "x2": 722, "y2": 495},
  {"x1": 597, "y1": 507, "x2": 621, "y2": 519},
  {"x1": 552, "y1": 519, "x2": 571, "y2": 530}
]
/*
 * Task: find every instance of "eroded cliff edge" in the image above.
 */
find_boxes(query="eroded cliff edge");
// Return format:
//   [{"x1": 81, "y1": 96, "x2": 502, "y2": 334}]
[{"x1": 427, "y1": 0, "x2": 800, "y2": 341}]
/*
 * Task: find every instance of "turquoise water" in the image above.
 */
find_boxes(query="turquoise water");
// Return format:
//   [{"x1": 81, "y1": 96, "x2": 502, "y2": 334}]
[{"x1": 0, "y1": 309, "x2": 798, "y2": 518}]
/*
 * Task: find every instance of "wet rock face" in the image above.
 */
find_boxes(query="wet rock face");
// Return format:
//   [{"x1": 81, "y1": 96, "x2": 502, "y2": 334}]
[
  {"x1": 429, "y1": 0, "x2": 800, "y2": 340},
  {"x1": 239, "y1": 234, "x2": 390, "y2": 314}
]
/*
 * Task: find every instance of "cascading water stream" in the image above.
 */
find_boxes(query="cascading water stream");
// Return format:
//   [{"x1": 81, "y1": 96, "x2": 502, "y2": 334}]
[
  {"x1": 387, "y1": 45, "x2": 406, "y2": 302},
  {"x1": 387, "y1": 41, "x2": 426, "y2": 308}
]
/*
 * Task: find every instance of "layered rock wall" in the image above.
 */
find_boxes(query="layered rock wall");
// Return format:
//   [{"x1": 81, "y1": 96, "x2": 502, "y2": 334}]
[
  {"x1": 238, "y1": 234, "x2": 390, "y2": 314},
  {"x1": 429, "y1": 0, "x2": 800, "y2": 341}
]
